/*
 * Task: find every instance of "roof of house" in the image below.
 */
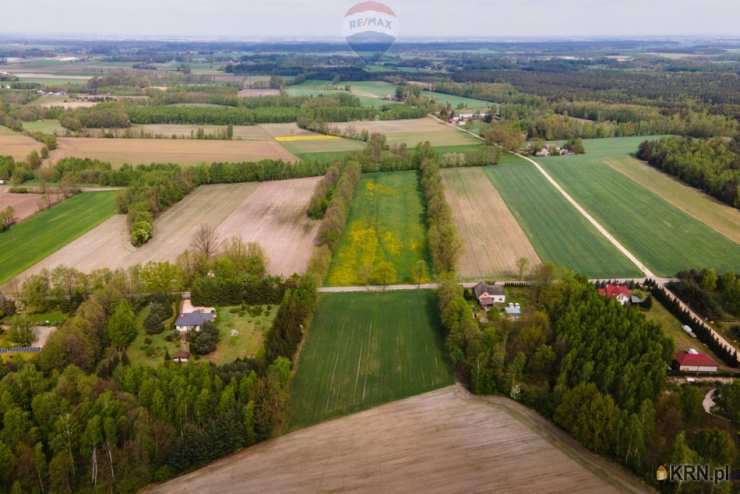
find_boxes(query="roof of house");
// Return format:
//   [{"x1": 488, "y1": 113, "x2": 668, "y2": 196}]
[
  {"x1": 473, "y1": 282, "x2": 504, "y2": 298},
  {"x1": 173, "y1": 351, "x2": 190, "y2": 359},
  {"x1": 675, "y1": 351, "x2": 718, "y2": 368},
  {"x1": 176, "y1": 312, "x2": 216, "y2": 327},
  {"x1": 598, "y1": 284, "x2": 631, "y2": 299}
]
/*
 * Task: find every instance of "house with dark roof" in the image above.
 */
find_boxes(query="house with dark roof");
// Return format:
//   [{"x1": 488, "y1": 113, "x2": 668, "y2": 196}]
[
  {"x1": 675, "y1": 350, "x2": 718, "y2": 373},
  {"x1": 175, "y1": 312, "x2": 216, "y2": 333},
  {"x1": 172, "y1": 351, "x2": 190, "y2": 363},
  {"x1": 473, "y1": 282, "x2": 505, "y2": 308}
]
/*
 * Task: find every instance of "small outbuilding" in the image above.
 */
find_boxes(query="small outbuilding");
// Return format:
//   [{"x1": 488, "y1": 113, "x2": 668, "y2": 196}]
[
  {"x1": 473, "y1": 282, "x2": 506, "y2": 308},
  {"x1": 172, "y1": 351, "x2": 190, "y2": 363},
  {"x1": 505, "y1": 303, "x2": 522, "y2": 319},
  {"x1": 675, "y1": 350, "x2": 718, "y2": 373}
]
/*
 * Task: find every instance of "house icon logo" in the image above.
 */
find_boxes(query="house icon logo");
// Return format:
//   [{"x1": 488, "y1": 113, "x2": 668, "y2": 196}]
[{"x1": 656, "y1": 465, "x2": 668, "y2": 481}]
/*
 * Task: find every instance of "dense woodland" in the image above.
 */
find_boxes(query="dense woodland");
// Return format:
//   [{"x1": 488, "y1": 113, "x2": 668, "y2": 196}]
[
  {"x1": 637, "y1": 137, "x2": 740, "y2": 208},
  {"x1": 437, "y1": 269, "x2": 738, "y2": 489},
  {"x1": 0, "y1": 238, "x2": 320, "y2": 493}
]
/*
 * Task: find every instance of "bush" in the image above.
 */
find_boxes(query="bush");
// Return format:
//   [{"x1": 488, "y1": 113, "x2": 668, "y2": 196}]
[
  {"x1": 188, "y1": 321, "x2": 220, "y2": 355},
  {"x1": 144, "y1": 301, "x2": 173, "y2": 334}
]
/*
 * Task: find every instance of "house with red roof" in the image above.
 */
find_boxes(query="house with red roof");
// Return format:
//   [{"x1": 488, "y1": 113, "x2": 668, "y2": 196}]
[
  {"x1": 597, "y1": 284, "x2": 632, "y2": 306},
  {"x1": 675, "y1": 349, "x2": 718, "y2": 373}
]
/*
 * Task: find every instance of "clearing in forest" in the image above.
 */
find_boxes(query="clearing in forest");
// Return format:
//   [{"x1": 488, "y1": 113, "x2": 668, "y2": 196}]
[
  {"x1": 288, "y1": 291, "x2": 453, "y2": 429},
  {"x1": 327, "y1": 171, "x2": 431, "y2": 286},
  {"x1": 441, "y1": 167, "x2": 540, "y2": 279}
]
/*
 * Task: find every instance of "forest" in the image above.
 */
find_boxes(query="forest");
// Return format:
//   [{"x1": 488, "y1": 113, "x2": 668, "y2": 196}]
[
  {"x1": 437, "y1": 268, "x2": 738, "y2": 486},
  {"x1": 0, "y1": 237, "x2": 318, "y2": 493},
  {"x1": 637, "y1": 136, "x2": 740, "y2": 208}
]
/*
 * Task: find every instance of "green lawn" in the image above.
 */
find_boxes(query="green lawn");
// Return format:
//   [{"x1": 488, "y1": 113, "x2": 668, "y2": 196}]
[
  {"x1": 484, "y1": 154, "x2": 641, "y2": 278},
  {"x1": 23, "y1": 120, "x2": 65, "y2": 134},
  {"x1": 0, "y1": 192, "x2": 117, "y2": 283},
  {"x1": 288, "y1": 290, "x2": 453, "y2": 429},
  {"x1": 327, "y1": 171, "x2": 431, "y2": 286},
  {"x1": 423, "y1": 90, "x2": 493, "y2": 110},
  {"x1": 538, "y1": 141, "x2": 740, "y2": 276},
  {"x1": 204, "y1": 305, "x2": 276, "y2": 364}
]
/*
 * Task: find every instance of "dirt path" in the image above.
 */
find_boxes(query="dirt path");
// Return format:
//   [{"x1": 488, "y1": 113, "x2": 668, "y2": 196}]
[{"x1": 143, "y1": 385, "x2": 651, "y2": 494}]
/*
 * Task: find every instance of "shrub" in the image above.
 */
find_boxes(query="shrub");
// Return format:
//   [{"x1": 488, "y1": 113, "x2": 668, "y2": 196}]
[
  {"x1": 144, "y1": 301, "x2": 173, "y2": 334},
  {"x1": 188, "y1": 321, "x2": 220, "y2": 355}
]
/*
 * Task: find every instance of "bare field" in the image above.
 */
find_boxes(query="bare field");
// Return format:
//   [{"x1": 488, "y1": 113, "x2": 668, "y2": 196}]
[
  {"x1": 215, "y1": 177, "x2": 321, "y2": 276},
  {"x1": 259, "y1": 122, "x2": 315, "y2": 138},
  {"x1": 48, "y1": 137, "x2": 298, "y2": 166},
  {"x1": 127, "y1": 124, "x2": 273, "y2": 140},
  {"x1": 144, "y1": 385, "x2": 649, "y2": 494},
  {"x1": 606, "y1": 157, "x2": 740, "y2": 244},
  {"x1": 0, "y1": 134, "x2": 44, "y2": 161},
  {"x1": 12, "y1": 179, "x2": 319, "y2": 282},
  {"x1": 441, "y1": 167, "x2": 540, "y2": 279},
  {"x1": 0, "y1": 187, "x2": 64, "y2": 222},
  {"x1": 331, "y1": 116, "x2": 477, "y2": 146}
]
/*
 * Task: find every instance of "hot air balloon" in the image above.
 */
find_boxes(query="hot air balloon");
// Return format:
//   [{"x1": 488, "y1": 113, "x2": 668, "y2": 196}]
[{"x1": 342, "y1": 1, "x2": 399, "y2": 63}]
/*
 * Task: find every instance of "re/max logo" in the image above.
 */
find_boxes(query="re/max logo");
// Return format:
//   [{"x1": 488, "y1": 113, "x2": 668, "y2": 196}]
[{"x1": 348, "y1": 17, "x2": 393, "y2": 30}]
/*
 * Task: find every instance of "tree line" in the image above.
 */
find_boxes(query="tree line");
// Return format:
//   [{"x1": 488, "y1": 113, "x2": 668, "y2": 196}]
[{"x1": 637, "y1": 136, "x2": 740, "y2": 208}]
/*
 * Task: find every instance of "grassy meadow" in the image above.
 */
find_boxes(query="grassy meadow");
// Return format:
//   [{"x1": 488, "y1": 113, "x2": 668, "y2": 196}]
[
  {"x1": 327, "y1": 171, "x2": 431, "y2": 286},
  {"x1": 538, "y1": 141, "x2": 740, "y2": 276},
  {"x1": 422, "y1": 90, "x2": 492, "y2": 110},
  {"x1": 0, "y1": 192, "x2": 117, "y2": 283},
  {"x1": 484, "y1": 154, "x2": 641, "y2": 278},
  {"x1": 288, "y1": 290, "x2": 453, "y2": 429}
]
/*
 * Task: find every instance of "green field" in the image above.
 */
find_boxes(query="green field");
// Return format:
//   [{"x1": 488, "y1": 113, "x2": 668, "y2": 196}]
[
  {"x1": 285, "y1": 80, "x2": 347, "y2": 97},
  {"x1": 295, "y1": 150, "x2": 356, "y2": 163},
  {"x1": 423, "y1": 90, "x2": 492, "y2": 110},
  {"x1": 327, "y1": 171, "x2": 431, "y2": 286},
  {"x1": 0, "y1": 192, "x2": 117, "y2": 283},
  {"x1": 286, "y1": 79, "x2": 398, "y2": 107},
  {"x1": 484, "y1": 155, "x2": 641, "y2": 278},
  {"x1": 288, "y1": 290, "x2": 453, "y2": 428},
  {"x1": 23, "y1": 119, "x2": 65, "y2": 134},
  {"x1": 538, "y1": 138, "x2": 740, "y2": 276}
]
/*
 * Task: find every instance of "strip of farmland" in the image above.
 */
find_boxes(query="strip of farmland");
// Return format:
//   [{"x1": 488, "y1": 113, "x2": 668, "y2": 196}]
[
  {"x1": 484, "y1": 155, "x2": 641, "y2": 278},
  {"x1": 538, "y1": 155, "x2": 740, "y2": 276},
  {"x1": 440, "y1": 167, "x2": 540, "y2": 279}
]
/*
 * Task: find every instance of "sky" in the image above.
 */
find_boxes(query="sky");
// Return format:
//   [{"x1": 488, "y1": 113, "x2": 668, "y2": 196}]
[{"x1": 4, "y1": 0, "x2": 740, "y2": 39}]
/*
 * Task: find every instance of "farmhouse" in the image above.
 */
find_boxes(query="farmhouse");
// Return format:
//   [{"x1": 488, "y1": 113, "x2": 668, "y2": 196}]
[
  {"x1": 598, "y1": 284, "x2": 631, "y2": 306},
  {"x1": 175, "y1": 312, "x2": 216, "y2": 333},
  {"x1": 176, "y1": 295, "x2": 216, "y2": 333},
  {"x1": 675, "y1": 350, "x2": 718, "y2": 373},
  {"x1": 473, "y1": 282, "x2": 505, "y2": 308}
]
